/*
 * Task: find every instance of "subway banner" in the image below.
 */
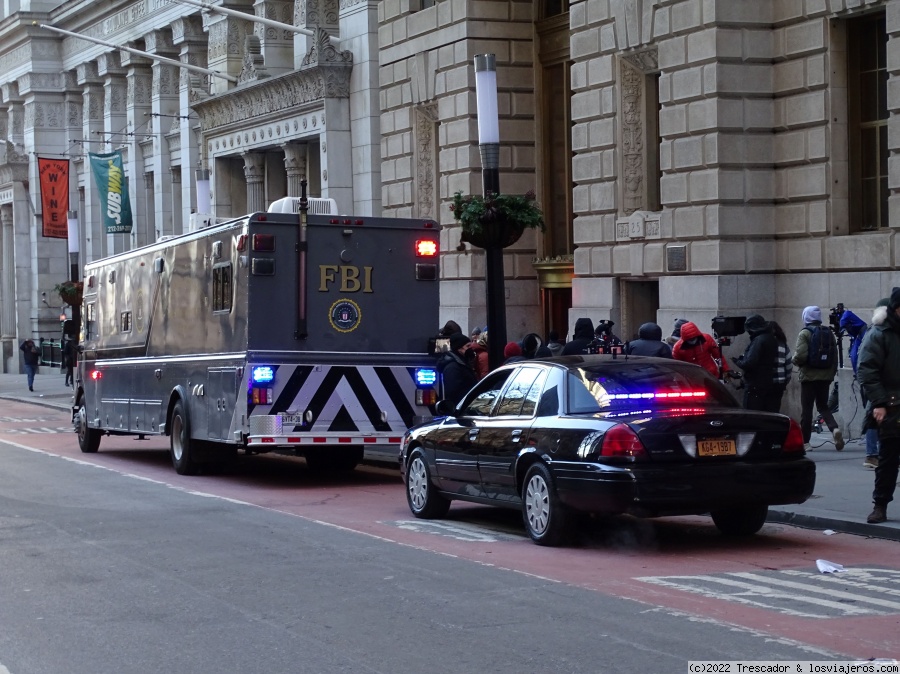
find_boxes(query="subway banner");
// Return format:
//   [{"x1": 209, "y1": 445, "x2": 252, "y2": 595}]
[
  {"x1": 88, "y1": 150, "x2": 132, "y2": 234},
  {"x1": 37, "y1": 157, "x2": 69, "y2": 239}
]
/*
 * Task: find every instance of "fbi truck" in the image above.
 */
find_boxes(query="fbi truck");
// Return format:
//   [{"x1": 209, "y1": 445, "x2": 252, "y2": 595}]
[{"x1": 73, "y1": 203, "x2": 441, "y2": 474}]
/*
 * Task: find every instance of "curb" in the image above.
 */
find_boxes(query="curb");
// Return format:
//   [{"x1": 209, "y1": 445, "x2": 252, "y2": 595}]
[
  {"x1": 0, "y1": 394, "x2": 73, "y2": 414},
  {"x1": 767, "y1": 509, "x2": 900, "y2": 543}
]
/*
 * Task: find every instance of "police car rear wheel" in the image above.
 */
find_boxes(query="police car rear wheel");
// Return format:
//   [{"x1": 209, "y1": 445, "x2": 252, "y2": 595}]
[
  {"x1": 170, "y1": 399, "x2": 199, "y2": 476},
  {"x1": 406, "y1": 451, "x2": 450, "y2": 519},
  {"x1": 711, "y1": 504, "x2": 768, "y2": 536},
  {"x1": 76, "y1": 394, "x2": 101, "y2": 454}
]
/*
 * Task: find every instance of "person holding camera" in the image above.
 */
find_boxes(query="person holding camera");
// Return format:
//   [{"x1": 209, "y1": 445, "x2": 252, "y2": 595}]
[
  {"x1": 857, "y1": 288, "x2": 900, "y2": 524},
  {"x1": 793, "y1": 306, "x2": 842, "y2": 451},
  {"x1": 733, "y1": 314, "x2": 781, "y2": 412},
  {"x1": 436, "y1": 332, "x2": 478, "y2": 407}
]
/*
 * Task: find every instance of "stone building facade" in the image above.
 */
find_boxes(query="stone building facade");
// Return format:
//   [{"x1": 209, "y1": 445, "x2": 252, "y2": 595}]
[
  {"x1": 0, "y1": 0, "x2": 381, "y2": 373},
  {"x1": 379, "y1": 0, "x2": 900, "y2": 423}
]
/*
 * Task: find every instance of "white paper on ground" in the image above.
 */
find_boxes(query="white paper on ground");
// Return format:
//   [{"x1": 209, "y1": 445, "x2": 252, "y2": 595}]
[
  {"x1": 816, "y1": 559, "x2": 846, "y2": 573},
  {"x1": 822, "y1": 529, "x2": 837, "y2": 535}
]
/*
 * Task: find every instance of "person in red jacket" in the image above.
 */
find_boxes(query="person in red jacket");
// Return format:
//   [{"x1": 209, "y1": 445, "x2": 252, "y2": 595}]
[{"x1": 673, "y1": 321, "x2": 729, "y2": 379}]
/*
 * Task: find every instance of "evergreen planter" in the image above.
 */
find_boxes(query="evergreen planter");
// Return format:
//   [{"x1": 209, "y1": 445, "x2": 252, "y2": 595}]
[
  {"x1": 55, "y1": 281, "x2": 84, "y2": 307},
  {"x1": 451, "y1": 191, "x2": 544, "y2": 250}
]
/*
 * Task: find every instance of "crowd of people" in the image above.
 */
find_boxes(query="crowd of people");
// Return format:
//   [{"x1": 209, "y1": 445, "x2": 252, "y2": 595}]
[{"x1": 435, "y1": 292, "x2": 900, "y2": 526}]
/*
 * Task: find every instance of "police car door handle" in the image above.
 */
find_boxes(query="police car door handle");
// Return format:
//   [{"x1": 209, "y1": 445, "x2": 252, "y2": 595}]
[
  {"x1": 511, "y1": 429, "x2": 523, "y2": 442},
  {"x1": 468, "y1": 429, "x2": 479, "y2": 440}
]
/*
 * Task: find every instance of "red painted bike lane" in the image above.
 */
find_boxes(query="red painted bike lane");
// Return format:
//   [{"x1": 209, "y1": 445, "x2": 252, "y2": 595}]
[{"x1": 3, "y1": 400, "x2": 898, "y2": 661}]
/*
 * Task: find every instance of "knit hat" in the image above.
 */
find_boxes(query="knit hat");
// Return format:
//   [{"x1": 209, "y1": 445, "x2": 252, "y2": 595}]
[
  {"x1": 671, "y1": 318, "x2": 688, "y2": 338},
  {"x1": 449, "y1": 332, "x2": 470, "y2": 351},
  {"x1": 890, "y1": 287, "x2": 900, "y2": 311},
  {"x1": 744, "y1": 314, "x2": 767, "y2": 333},
  {"x1": 801, "y1": 306, "x2": 822, "y2": 324},
  {"x1": 503, "y1": 342, "x2": 522, "y2": 359}
]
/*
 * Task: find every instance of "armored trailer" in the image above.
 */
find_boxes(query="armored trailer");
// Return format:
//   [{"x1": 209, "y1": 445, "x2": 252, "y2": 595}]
[{"x1": 73, "y1": 209, "x2": 441, "y2": 474}]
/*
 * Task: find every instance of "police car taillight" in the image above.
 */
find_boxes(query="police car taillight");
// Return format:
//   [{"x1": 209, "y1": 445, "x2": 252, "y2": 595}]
[
  {"x1": 600, "y1": 424, "x2": 647, "y2": 459},
  {"x1": 416, "y1": 240, "x2": 438, "y2": 257}
]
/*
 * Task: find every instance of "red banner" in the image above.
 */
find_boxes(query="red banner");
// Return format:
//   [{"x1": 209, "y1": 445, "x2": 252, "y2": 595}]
[{"x1": 38, "y1": 157, "x2": 69, "y2": 239}]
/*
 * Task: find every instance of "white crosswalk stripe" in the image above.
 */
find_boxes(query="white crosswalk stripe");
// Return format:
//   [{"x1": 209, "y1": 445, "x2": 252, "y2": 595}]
[{"x1": 637, "y1": 567, "x2": 900, "y2": 618}]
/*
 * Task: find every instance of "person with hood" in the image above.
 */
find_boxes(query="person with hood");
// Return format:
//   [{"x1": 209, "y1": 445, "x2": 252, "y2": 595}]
[
  {"x1": 521, "y1": 332, "x2": 552, "y2": 359},
  {"x1": 857, "y1": 289, "x2": 900, "y2": 524},
  {"x1": 841, "y1": 306, "x2": 880, "y2": 469},
  {"x1": 436, "y1": 332, "x2": 477, "y2": 407},
  {"x1": 672, "y1": 321, "x2": 729, "y2": 379},
  {"x1": 469, "y1": 331, "x2": 490, "y2": 379},
  {"x1": 546, "y1": 330, "x2": 565, "y2": 356},
  {"x1": 793, "y1": 305, "x2": 842, "y2": 451},
  {"x1": 666, "y1": 318, "x2": 689, "y2": 347},
  {"x1": 733, "y1": 314, "x2": 780, "y2": 412},
  {"x1": 562, "y1": 317, "x2": 595, "y2": 355},
  {"x1": 624, "y1": 322, "x2": 672, "y2": 358},
  {"x1": 503, "y1": 341, "x2": 524, "y2": 364}
]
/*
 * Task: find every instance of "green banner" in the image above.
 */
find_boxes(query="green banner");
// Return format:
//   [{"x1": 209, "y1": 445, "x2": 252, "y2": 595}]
[{"x1": 89, "y1": 151, "x2": 133, "y2": 234}]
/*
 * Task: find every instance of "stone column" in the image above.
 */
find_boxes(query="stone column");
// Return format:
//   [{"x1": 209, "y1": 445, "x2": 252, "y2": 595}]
[
  {"x1": 294, "y1": 0, "x2": 339, "y2": 65},
  {"x1": 77, "y1": 62, "x2": 106, "y2": 260},
  {"x1": 98, "y1": 52, "x2": 129, "y2": 255},
  {"x1": 146, "y1": 30, "x2": 181, "y2": 238},
  {"x1": 122, "y1": 54, "x2": 153, "y2": 249},
  {"x1": 282, "y1": 142, "x2": 307, "y2": 197},
  {"x1": 254, "y1": 0, "x2": 294, "y2": 76},
  {"x1": 242, "y1": 152, "x2": 266, "y2": 212},
  {"x1": 1, "y1": 204, "x2": 15, "y2": 340},
  {"x1": 63, "y1": 73, "x2": 84, "y2": 267},
  {"x1": 206, "y1": 15, "x2": 251, "y2": 96},
  {"x1": 173, "y1": 16, "x2": 208, "y2": 225}
]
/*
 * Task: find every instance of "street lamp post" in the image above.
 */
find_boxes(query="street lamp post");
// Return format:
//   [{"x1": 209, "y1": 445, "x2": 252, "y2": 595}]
[{"x1": 474, "y1": 54, "x2": 507, "y2": 370}]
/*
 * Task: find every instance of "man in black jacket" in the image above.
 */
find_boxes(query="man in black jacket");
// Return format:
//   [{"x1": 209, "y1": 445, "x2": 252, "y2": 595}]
[
  {"x1": 733, "y1": 313, "x2": 780, "y2": 412},
  {"x1": 858, "y1": 287, "x2": 900, "y2": 524},
  {"x1": 437, "y1": 332, "x2": 478, "y2": 408},
  {"x1": 624, "y1": 322, "x2": 672, "y2": 358},
  {"x1": 562, "y1": 317, "x2": 595, "y2": 355}
]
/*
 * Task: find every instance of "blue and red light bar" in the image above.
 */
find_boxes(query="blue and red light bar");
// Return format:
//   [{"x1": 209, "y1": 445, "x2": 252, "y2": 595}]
[{"x1": 608, "y1": 391, "x2": 707, "y2": 400}]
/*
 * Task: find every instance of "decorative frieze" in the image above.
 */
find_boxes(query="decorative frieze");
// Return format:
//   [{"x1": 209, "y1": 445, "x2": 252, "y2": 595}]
[
  {"x1": 24, "y1": 101, "x2": 64, "y2": 129},
  {"x1": 413, "y1": 103, "x2": 438, "y2": 220},
  {"x1": 238, "y1": 35, "x2": 271, "y2": 83}
]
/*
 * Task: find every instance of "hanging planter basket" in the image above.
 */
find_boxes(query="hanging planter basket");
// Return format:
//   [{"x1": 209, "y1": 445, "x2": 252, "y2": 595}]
[
  {"x1": 450, "y1": 191, "x2": 544, "y2": 251},
  {"x1": 55, "y1": 281, "x2": 84, "y2": 307}
]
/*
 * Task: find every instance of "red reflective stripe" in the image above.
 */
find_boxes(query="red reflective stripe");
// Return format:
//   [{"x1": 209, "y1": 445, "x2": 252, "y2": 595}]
[
  {"x1": 287, "y1": 437, "x2": 301, "y2": 443},
  {"x1": 363, "y1": 437, "x2": 377, "y2": 443},
  {"x1": 338, "y1": 438, "x2": 351, "y2": 443},
  {"x1": 389, "y1": 437, "x2": 401, "y2": 443},
  {"x1": 313, "y1": 437, "x2": 327, "y2": 443},
  {"x1": 260, "y1": 438, "x2": 275, "y2": 443}
]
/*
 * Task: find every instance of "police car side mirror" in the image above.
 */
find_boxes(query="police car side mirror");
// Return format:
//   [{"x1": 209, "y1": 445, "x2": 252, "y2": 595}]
[{"x1": 435, "y1": 399, "x2": 458, "y2": 416}]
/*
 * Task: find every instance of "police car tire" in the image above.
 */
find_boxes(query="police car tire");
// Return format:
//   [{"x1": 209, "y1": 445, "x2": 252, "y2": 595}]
[
  {"x1": 406, "y1": 451, "x2": 450, "y2": 519},
  {"x1": 170, "y1": 399, "x2": 199, "y2": 476},
  {"x1": 76, "y1": 393, "x2": 101, "y2": 454},
  {"x1": 711, "y1": 504, "x2": 768, "y2": 537},
  {"x1": 522, "y1": 463, "x2": 572, "y2": 547}
]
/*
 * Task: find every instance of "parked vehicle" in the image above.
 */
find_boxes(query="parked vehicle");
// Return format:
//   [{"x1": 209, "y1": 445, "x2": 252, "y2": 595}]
[
  {"x1": 399, "y1": 355, "x2": 815, "y2": 546},
  {"x1": 74, "y1": 203, "x2": 441, "y2": 475}
]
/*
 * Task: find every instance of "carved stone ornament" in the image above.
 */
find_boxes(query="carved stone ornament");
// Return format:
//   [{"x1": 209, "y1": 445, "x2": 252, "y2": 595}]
[
  {"x1": 238, "y1": 35, "x2": 271, "y2": 84},
  {"x1": 301, "y1": 28, "x2": 352, "y2": 68},
  {"x1": 414, "y1": 104, "x2": 438, "y2": 219},
  {"x1": 622, "y1": 48, "x2": 659, "y2": 74},
  {"x1": 193, "y1": 56, "x2": 351, "y2": 131},
  {"x1": 620, "y1": 61, "x2": 644, "y2": 216},
  {"x1": 615, "y1": 210, "x2": 660, "y2": 241}
]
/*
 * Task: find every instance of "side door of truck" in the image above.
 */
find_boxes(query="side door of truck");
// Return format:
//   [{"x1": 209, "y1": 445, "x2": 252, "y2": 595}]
[{"x1": 208, "y1": 367, "x2": 240, "y2": 440}]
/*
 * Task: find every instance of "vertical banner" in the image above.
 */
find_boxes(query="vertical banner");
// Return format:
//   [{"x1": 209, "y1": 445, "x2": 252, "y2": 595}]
[
  {"x1": 37, "y1": 158, "x2": 69, "y2": 239},
  {"x1": 88, "y1": 150, "x2": 133, "y2": 234}
]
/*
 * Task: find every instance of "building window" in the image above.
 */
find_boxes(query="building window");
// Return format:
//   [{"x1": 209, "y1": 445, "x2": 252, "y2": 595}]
[
  {"x1": 84, "y1": 302, "x2": 96, "y2": 340},
  {"x1": 848, "y1": 13, "x2": 888, "y2": 231},
  {"x1": 213, "y1": 262, "x2": 233, "y2": 313}
]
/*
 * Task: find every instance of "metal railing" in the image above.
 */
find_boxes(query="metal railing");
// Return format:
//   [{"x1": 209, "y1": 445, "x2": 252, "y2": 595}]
[{"x1": 38, "y1": 338, "x2": 62, "y2": 368}]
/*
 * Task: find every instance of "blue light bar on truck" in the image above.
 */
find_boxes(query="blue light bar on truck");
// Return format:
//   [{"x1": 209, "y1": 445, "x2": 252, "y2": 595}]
[
  {"x1": 251, "y1": 366, "x2": 275, "y2": 383},
  {"x1": 415, "y1": 368, "x2": 437, "y2": 386}
]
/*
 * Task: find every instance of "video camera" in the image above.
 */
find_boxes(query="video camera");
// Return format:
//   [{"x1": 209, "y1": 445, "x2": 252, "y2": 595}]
[
  {"x1": 829, "y1": 302, "x2": 844, "y2": 335},
  {"x1": 587, "y1": 320, "x2": 624, "y2": 355},
  {"x1": 711, "y1": 315, "x2": 746, "y2": 347}
]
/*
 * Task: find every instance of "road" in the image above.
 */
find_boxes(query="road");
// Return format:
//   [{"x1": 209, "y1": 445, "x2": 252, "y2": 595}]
[{"x1": 0, "y1": 399, "x2": 897, "y2": 673}]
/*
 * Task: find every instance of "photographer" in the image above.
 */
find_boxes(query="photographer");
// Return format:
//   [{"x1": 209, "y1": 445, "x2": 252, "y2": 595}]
[
  {"x1": 436, "y1": 332, "x2": 478, "y2": 407},
  {"x1": 733, "y1": 314, "x2": 780, "y2": 412},
  {"x1": 589, "y1": 320, "x2": 624, "y2": 354}
]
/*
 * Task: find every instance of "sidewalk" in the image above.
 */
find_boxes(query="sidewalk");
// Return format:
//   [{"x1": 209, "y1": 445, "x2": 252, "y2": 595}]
[{"x1": 0, "y1": 372, "x2": 898, "y2": 542}]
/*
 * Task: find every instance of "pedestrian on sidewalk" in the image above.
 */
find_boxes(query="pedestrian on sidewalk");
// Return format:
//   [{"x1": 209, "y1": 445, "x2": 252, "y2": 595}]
[
  {"x1": 19, "y1": 338, "x2": 39, "y2": 392},
  {"x1": 842, "y1": 304, "x2": 883, "y2": 469},
  {"x1": 857, "y1": 288, "x2": 900, "y2": 524},
  {"x1": 62, "y1": 337, "x2": 75, "y2": 388},
  {"x1": 793, "y1": 306, "x2": 843, "y2": 452},
  {"x1": 733, "y1": 314, "x2": 780, "y2": 412}
]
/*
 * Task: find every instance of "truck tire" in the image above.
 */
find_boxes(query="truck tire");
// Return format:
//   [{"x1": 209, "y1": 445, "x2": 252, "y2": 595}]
[
  {"x1": 75, "y1": 393, "x2": 101, "y2": 454},
  {"x1": 169, "y1": 399, "x2": 199, "y2": 476}
]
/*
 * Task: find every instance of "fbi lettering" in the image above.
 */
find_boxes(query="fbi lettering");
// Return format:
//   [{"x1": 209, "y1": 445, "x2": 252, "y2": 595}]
[{"x1": 319, "y1": 265, "x2": 373, "y2": 293}]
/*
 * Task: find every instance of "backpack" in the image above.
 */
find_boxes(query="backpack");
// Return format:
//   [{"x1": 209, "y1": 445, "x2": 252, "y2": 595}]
[{"x1": 804, "y1": 325, "x2": 836, "y2": 369}]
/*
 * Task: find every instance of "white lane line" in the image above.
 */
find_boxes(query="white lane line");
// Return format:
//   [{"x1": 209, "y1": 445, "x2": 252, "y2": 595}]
[
  {"x1": 728, "y1": 572, "x2": 900, "y2": 611},
  {"x1": 640, "y1": 575, "x2": 874, "y2": 618},
  {"x1": 782, "y1": 567, "x2": 900, "y2": 598}
]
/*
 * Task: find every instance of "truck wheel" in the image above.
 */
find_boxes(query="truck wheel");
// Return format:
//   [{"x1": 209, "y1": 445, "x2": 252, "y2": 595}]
[
  {"x1": 75, "y1": 393, "x2": 101, "y2": 454},
  {"x1": 169, "y1": 399, "x2": 199, "y2": 476}
]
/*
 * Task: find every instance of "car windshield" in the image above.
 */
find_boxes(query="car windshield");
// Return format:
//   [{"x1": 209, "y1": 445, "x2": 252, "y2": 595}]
[{"x1": 566, "y1": 361, "x2": 738, "y2": 413}]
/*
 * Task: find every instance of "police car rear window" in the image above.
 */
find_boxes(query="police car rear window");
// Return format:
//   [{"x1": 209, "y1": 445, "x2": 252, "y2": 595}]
[{"x1": 566, "y1": 362, "x2": 736, "y2": 413}]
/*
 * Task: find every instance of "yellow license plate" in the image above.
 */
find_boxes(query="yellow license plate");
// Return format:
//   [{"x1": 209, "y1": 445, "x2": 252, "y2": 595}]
[{"x1": 698, "y1": 438, "x2": 736, "y2": 457}]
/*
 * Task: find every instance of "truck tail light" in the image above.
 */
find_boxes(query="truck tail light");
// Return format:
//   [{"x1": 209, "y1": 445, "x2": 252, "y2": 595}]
[
  {"x1": 416, "y1": 389, "x2": 437, "y2": 406},
  {"x1": 416, "y1": 240, "x2": 438, "y2": 257},
  {"x1": 251, "y1": 388, "x2": 273, "y2": 405},
  {"x1": 252, "y1": 234, "x2": 275, "y2": 251}
]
